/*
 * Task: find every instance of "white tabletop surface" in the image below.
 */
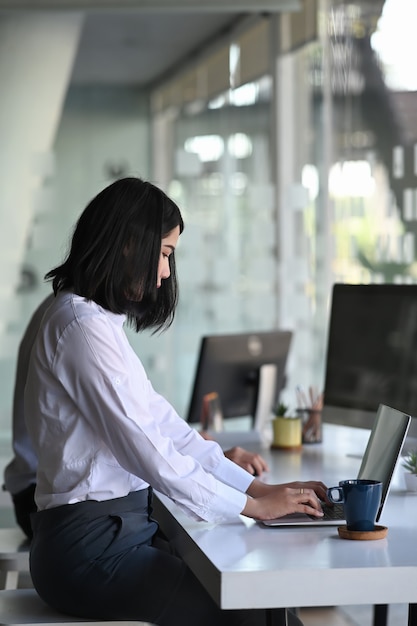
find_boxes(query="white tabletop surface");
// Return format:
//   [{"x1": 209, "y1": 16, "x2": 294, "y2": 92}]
[{"x1": 154, "y1": 424, "x2": 417, "y2": 611}]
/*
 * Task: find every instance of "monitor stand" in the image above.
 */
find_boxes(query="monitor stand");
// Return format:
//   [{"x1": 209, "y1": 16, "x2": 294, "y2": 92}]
[{"x1": 253, "y1": 363, "x2": 277, "y2": 436}]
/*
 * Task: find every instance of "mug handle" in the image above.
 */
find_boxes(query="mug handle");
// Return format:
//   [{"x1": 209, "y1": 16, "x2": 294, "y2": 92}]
[{"x1": 327, "y1": 486, "x2": 344, "y2": 503}]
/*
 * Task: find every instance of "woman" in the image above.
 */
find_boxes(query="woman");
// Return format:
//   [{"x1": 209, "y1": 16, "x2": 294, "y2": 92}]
[{"x1": 25, "y1": 177, "x2": 326, "y2": 626}]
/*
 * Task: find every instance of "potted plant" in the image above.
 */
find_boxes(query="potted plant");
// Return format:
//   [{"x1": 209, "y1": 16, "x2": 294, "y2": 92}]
[
  {"x1": 402, "y1": 450, "x2": 417, "y2": 492},
  {"x1": 271, "y1": 402, "x2": 302, "y2": 451}
]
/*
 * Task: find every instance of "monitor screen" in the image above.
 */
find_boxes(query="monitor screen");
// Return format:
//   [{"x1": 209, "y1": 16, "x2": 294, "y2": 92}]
[
  {"x1": 322, "y1": 283, "x2": 417, "y2": 439},
  {"x1": 186, "y1": 330, "x2": 293, "y2": 428}
]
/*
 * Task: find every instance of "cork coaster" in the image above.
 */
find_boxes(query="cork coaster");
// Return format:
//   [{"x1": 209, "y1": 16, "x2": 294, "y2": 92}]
[{"x1": 338, "y1": 525, "x2": 388, "y2": 540}]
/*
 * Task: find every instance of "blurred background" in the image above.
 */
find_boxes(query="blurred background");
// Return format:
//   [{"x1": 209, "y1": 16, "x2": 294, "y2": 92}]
[{"x1": 0, "y1": 0, "x2": 416, "y2": 443}]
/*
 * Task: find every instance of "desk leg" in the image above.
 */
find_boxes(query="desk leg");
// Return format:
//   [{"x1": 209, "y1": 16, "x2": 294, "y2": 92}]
[
  {"x1": 266, "y1": 608, "x2": 288, "y2": 626},
  {"x1": 373, "y1": 604, "x2": 388, "y2": 626},
  {"x1": 408, "y1": 603, "x2": 417, "y2": 626}
]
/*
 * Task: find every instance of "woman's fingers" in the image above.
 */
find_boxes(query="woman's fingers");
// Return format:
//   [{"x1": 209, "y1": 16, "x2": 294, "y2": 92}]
[
  {"x1": 296, "y1": 481, "x2": 328, "y2": 502},
  {"x1": 293, "y1": 486, "x2": 324, "y2": 516}
]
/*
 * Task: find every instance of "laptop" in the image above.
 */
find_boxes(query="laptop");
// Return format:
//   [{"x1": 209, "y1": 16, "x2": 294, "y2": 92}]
[{"x1": 262, "y1": 404, "x2": 411, "y2": 527}]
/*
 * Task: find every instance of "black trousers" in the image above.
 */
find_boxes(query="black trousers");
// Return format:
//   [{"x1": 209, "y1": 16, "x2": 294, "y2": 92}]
[{"x1": 30, "y1": 490, "x2": 303, "y2": 626}]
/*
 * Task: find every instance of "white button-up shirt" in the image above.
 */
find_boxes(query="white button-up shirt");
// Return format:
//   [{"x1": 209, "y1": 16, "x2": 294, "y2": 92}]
[{"x1": 25, "y1": 292, "x2": 252, "y2": 523}]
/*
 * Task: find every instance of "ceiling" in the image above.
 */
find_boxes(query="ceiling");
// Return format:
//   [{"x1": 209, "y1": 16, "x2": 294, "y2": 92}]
[
  {"x1": 0, "y1": 0, "x2": 301, "y2": 87},
  {"x1": 71, "y1": 11, "x2": 243, "y2": 87}
]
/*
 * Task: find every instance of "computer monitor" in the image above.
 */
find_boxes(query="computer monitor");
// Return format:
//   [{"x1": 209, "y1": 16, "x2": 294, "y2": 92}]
[
  {"x1": 322, "y1": 283, "x2": 417, "y2": 441},
  {"x1": 186, "y1": 330, "x2": 293, "y2": 430}
]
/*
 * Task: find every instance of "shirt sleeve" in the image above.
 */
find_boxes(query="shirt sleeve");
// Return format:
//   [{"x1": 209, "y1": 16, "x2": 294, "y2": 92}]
[
  {"x1": 51, "y1": 310, "x2": 250, "y2": 523},
  {"x1": 147, "y1": 387, "x2": 255, "y2": 493}
]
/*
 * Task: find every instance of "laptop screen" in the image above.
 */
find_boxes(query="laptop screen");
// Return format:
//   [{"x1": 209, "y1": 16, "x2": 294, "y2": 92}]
[{"x1": 358, "y1": 404, "x2": 411, "y2": 521}]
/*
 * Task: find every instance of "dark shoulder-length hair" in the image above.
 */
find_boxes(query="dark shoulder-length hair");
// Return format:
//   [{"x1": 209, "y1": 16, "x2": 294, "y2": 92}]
[{"x1": 45, "y1": 177, "x2": 184, "y2": 333}]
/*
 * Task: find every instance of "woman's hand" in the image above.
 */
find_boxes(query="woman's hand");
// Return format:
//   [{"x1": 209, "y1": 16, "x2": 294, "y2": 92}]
[
  {"x1": 199, "y1": 431, "x2": 269, "y2": 476},
  {"x1": 242, "y1": 481, "x2": 327, "y2": 521},
  {"x1": 223, "y1": 446, "x2": 269, "y2": 476}
]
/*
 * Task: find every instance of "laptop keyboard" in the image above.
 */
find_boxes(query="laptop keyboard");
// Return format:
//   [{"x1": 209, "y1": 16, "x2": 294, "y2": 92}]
[
  {"x1": 307, "y1": 503, "x2": 344, "y2": 521},
  {"x1": 320, "y1": 503, "x2": 344, "y2": 521}
]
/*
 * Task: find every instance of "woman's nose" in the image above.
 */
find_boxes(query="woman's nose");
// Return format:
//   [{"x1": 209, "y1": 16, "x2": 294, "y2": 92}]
[{"x1": 160, "y1": 259, "x2": 171, "y2": 280}]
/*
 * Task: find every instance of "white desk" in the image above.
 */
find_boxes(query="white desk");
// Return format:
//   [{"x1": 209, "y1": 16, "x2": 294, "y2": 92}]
[{"x1": 153, "y1": 424, "x2": 417, "y2": 625}]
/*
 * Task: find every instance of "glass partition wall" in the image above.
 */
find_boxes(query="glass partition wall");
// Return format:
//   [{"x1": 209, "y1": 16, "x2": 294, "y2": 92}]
[
  {"x1": 150, "y1": 66, "x2": 279, "y2": 417},
  {"x1": 149, "y1": 0, "x2": 417, "y2": 420},
  {"x1": 149, "y1": 11, "x2": 322, "y2": 417}
]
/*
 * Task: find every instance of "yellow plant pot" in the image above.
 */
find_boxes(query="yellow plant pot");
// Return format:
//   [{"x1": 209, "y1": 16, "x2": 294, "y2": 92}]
[{"x1": 271, "y1": 416, "x2": 302, "y2": 450}]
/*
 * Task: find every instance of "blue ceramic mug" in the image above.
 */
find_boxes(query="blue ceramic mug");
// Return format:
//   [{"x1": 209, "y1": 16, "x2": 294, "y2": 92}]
[{"x1": 327, "y1": 479, "x2": 382, "y2": 531}]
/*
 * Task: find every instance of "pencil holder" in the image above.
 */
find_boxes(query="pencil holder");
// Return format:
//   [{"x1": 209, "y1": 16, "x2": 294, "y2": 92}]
[{"x1": 297, "y1": 408, "x2": 322, "y2": 444}]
